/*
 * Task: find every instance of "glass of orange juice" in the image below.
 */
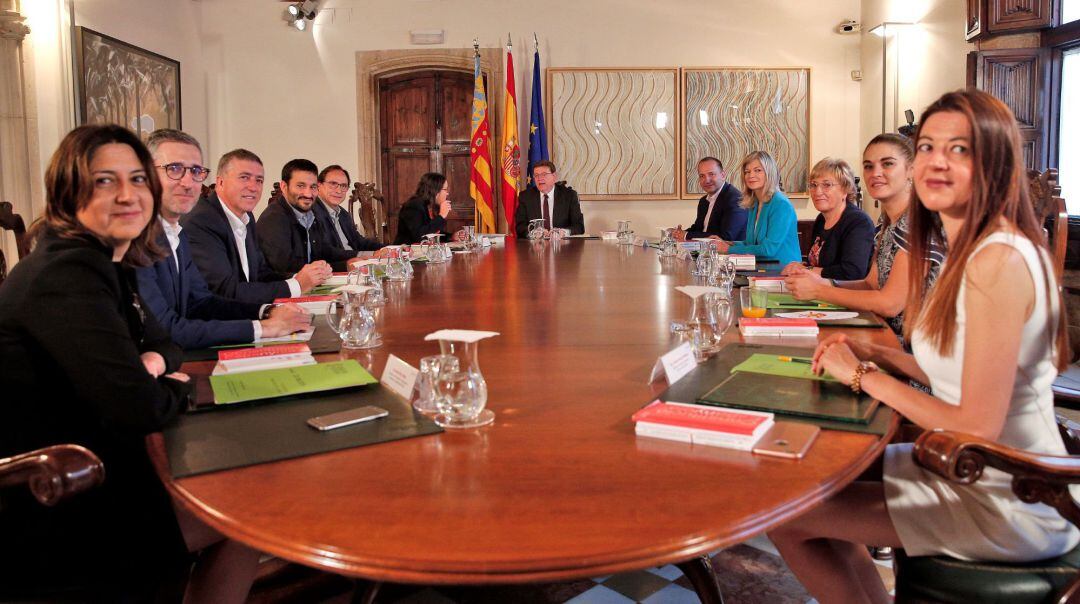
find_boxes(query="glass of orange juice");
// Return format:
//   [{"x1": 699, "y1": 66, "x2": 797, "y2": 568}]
[{"x1": 739, "y1": 286, "x2": 768, "y2": 318}]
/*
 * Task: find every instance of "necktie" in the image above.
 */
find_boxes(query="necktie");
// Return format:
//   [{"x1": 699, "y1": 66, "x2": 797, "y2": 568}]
[{"x1": 542, "y1": 193, "x2": 551, "y2": 230}]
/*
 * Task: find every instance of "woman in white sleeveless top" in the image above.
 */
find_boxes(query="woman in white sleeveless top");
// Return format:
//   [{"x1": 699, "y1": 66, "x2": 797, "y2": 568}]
[{"x1": 768, "y1": 89, "x2": 1074, "y2": 603}]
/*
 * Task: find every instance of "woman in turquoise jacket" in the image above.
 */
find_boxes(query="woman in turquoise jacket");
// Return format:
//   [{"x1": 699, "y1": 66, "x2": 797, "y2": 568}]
[{"x1": 717, "y1": 151, "x2": 802, "y2": 265}]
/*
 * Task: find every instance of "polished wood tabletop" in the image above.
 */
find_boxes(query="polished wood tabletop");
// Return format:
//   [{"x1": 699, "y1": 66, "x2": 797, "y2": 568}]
[{"x1": 151, "y1": 240, "x2": 900, "y2": 586}]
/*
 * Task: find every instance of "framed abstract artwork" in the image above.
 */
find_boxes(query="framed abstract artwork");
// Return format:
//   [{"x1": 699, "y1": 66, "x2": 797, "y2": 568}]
[
  {"x1": 548, "y1": 68, "x2": 679, "y2": 199},
  {"x1": 74, "y1": 27, "x2": 181, "y2": 141},
  {"x1": 682, "y1": 68, "x2": 810, "y2": 198}
]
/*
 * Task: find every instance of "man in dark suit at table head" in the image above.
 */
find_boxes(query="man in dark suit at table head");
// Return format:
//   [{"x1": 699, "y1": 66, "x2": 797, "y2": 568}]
[
  {"x1": 513, "y1": 160, "x2": 586, "y2": 238},
  {"x1": 312, "y1": 164, "x2": 387, "y2": 255},
  {"x1": 673, "y1": 157, "x2": 747, "y2": 242},
  {"x1": 182, "y1": 149, "x2": 332, "y2": 304},
  {"x1": 257, "y1": 159, "x2": 365, "y2": 274},
  {"x1": 136, "y1": 129, "x2": 310, "y2": 349}
]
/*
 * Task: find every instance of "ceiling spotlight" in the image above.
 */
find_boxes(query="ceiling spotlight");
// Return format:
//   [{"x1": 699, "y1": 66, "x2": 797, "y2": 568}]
[
  {"x1": 283, "y1": 1, "x2": 318, "y2": 32},
  {"x1": 293, "y1": 18, "x2": 306, "y2": 31},
  {"x1": 287, "y1": 4, "x2": 299, "y2": 16}
]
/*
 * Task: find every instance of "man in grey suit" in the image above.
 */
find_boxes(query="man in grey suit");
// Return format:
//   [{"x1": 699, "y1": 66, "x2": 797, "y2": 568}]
[{"x1": 514, "y1": 160, "x2": 585, "y2": 238}]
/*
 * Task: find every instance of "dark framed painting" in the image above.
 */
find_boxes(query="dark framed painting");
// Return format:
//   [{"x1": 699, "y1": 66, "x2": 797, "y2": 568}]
[{"x1": 74, "y1": 27, "x2": 181, "y2": 141}]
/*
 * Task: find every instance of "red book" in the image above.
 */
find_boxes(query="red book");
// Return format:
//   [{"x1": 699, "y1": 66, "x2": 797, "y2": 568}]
[
  {"x1": 218, "y1": 343, "x2": 310, "y2": 361},
  {"x1": 739, "y1": 318, "x2": 817, "y2": 328},
  {"x1": 632, "y1": 400, "x2": 773, "y2": 436},
  {"x1": 274, "y1": 295, "x2": 337, "y2": 304}
]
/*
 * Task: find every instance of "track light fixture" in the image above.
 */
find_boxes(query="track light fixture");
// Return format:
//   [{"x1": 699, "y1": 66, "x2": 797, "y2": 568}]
[{"x1": 283, "y1": 1, "x2": 319, "y2": 31}]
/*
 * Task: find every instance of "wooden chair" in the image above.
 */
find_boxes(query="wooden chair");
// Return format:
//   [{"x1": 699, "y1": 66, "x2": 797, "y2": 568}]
[
  {"x1": 0, "y1": 444, "x2": 104, "y2": 506},
  {"x1": 200, "y1": 182, "x2": 215, "y2": 200},
  {"x1": 0, "y1": 201, "x2": 29, "y2": 285},
  {"x1": 1030, "y1": 168, "x2": 1068, "y2": 281},
  {"x1": 270, "y1": 181, "x2": 282, "y2": 204},
  {"x1": 894, "y1": 416, "x2": 1080, "y2": 603},
  {"x1": 349, "y1": 181, "x2": 387, "y2": 243}
]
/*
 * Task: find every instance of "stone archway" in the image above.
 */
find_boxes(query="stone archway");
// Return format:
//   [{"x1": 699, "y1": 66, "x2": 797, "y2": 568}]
[{"x1": 354, "y1": 47, "x2": 504, "y2": 192}]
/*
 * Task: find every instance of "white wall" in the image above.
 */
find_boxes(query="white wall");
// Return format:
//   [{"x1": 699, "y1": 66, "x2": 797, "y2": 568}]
[
  {"x1": 23, "y1": 0, "x2": 207, "y2": 216},
  {"x1": 859, "y1": 0, "x2": 971, "y2": 217},
  {"x1": 198, "y1": 0, "x2": 866, "y2": 235}
]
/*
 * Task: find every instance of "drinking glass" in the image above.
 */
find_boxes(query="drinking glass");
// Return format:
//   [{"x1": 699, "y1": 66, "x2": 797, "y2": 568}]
[
  {"x1": 659, "y1": 228, "x2": 677, "y2": 257},
  {"x1": 707, "y1": 293, "x2": 735, "y2": 338},
  {"x1": 527, "y1": 219, "x2": 545, "y2": 241},
  {"x1": 414, "y1": 354, "x2": 459, "y2": 415},
  {"x1": 433, "y1": 339, "x2": 494, "y2": 428},
  {"x1": 617, "y1": 220, "x2": 633, "y2": 245},
  {"x1": 739, "y1": 285, "x2": 769, "y2": 318},
  {"x1": 693, "y1": 244, "x2": 715, "y2": 278},
  {"x1": 462, "y1": 226, "x2": 478, "y2": 251},
  {"x1": 349, "y1": 266, "x2": 385, "y2": 307}
]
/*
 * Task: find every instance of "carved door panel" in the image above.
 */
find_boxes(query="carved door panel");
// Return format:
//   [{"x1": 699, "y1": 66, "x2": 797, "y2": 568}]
[
  {"x1": 972, "y1": 47, "x2": 1051, "y2": 169},
  {"x1": 379, "y1": 70, "x2": 475, "y2": 242},
  {"x1": 987, "y1": 0, "x2": 1052, "y2": 33},
  {"x1": 967, "y1": 0, "x2": 985, "y2": 40}
]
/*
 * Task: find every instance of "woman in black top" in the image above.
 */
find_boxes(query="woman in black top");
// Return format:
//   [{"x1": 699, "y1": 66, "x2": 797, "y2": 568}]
[
  {"x1": 782, "y1": 157, "x2": 875, "y2": 281},
  {"x1": 394, "y1": 172, "x2": 453, "y2": 244},
  {"x1": 0, "y1": 125, "x2": 257, "y2": 602}
]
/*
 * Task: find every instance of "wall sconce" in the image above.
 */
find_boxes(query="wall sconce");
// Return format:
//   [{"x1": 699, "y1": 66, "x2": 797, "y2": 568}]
[
  {"x1": 284, "y1": 0, "x2": 319, "y2": 31},
  {"x1": 870, "y1": 22, "x2": 915, "y2": 133}
]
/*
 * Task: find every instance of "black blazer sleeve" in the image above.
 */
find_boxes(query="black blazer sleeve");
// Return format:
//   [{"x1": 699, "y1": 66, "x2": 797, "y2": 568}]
[
  {"x1": 819, "y1": 205, "x2": 876, "y2": 281},
  {"x1": 33, "y1": 250, "x2": 186, "y2": 434},
  {"x1": 396, "y1": 200, "x2": 446, "y2": 244},
  {"x1": 514, "y1": 190, "x2": 535, "y2": 238},
  {"x1": 563, "y1": 187, "x2": 585, "y2": 235},
  {"x1": 257, "y1": 206, "x2": 304, "y2": 275},
  {"x1": 685, "y1": 197, "x2": 709, "y2": 238},
  {"x1": 716, "y1": 186, "x2": 748, "y2": 241}
]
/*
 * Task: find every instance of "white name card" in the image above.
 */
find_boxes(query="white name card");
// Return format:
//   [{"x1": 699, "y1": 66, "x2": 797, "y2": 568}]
[
  {"x1": 648, "y1": 342, "x2": 697, "y2": 384},
  {"x1": 381, "y1": 354, "x2": 419, "y2": 400}
]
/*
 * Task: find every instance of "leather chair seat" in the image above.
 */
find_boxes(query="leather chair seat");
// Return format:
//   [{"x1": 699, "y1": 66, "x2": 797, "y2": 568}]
[{"x1": 895, "y1": 543, "x2": 1080, "y2": 603}]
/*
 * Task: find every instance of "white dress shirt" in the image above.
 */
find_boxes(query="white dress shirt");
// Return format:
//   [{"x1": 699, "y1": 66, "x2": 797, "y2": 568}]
[
  {"x1": 701, "y1": 186, "x2": 723, "y2": 232},
  {"x1": 218, "y1": 198, "x2": 300, "y2": 297}
]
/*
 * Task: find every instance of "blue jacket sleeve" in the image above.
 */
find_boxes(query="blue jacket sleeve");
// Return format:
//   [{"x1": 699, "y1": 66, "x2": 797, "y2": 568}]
[
  {"x1": 728, "y1": 197, "x2": 799, "y2": 263},
  {"x1": 136, "y1": 260, "x2": 255, "y2": 351}
]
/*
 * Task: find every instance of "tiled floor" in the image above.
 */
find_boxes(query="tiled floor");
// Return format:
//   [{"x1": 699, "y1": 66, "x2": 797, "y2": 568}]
[{"x1": 289, "y1": 535, "x2": 895, "y2": 604}]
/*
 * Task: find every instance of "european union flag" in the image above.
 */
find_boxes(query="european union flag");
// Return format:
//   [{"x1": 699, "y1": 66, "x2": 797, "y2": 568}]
[{"x1": 526, "y1": 48, "x2": 548, "y2": 188}]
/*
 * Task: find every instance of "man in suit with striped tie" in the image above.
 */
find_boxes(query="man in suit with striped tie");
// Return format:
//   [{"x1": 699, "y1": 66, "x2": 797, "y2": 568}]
[{"x1": 137, "y1": 130, "x2": 310, "y2": 349}]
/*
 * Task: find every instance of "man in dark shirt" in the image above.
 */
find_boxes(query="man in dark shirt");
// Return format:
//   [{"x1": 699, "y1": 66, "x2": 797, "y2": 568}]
[
  {"x1": 312, "y1": 164, "x2": 386, "y2": 255},
  {"x1": 674, "y1": 157, "x2": 747, "y2": 242},
  {"x1": 257, "y1": 159, "x2": 362, "y2": 273},
  {"x1": 136, "y1": 130, "x2": 310, "y2": 349}
]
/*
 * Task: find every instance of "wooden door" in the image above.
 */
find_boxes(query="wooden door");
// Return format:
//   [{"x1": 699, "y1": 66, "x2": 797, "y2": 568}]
[
  {"x1": 379, "y1": 70, "x2": 476, "y2": 241},
  {"x1": 970, "y1": 47, "x2": 1051, "y2": 169}
]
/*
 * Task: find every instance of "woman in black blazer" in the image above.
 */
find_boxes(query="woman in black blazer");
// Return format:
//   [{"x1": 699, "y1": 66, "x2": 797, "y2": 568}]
[
  {"x1": 0, "y1": 125, "x2": 257, "y2": 602},
  {"x1": 394, "y1": 172, "x2": 453, "y2": 244}
]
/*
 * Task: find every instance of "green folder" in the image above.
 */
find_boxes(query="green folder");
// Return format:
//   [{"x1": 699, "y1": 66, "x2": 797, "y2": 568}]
[
  {"x1": 697, "y1": 371, "x2": 879, "y2": 424},
  {"x1": 306, "y1": 284, "x2": 340, "y2": 295},
  {"x1": 765, "y1": 292, "x2": 846, "y2": 310},
  {"x1": 730, "y1": 353, "x2": 839, "y2": 382},
  {"x1": 210, "y1": 360, "x2": 378, "y2": 405}
]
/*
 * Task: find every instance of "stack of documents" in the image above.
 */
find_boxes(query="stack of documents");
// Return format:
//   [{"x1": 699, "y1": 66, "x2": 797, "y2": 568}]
[
  {"x1": 274, "y1": 294, "x2": 337, "y2": 314},
  {"x1": 209, "y1": 360, "x2": 379, "y2": 405},
  {"x1": 747, "y1": 276, "x2": 788, "y2": 292},
  {"x1": 739, "y1": 317, "x2": 819, "y2": 337},
  {"x1": 718, "y1": 254, "x2": 755, "y2": 270},
  {"x1": 632, "y1": 400, "x2": 774, "y2": 450},
  {"x1": 213, "y1": 343, "x2": 315, "y2": 375}
]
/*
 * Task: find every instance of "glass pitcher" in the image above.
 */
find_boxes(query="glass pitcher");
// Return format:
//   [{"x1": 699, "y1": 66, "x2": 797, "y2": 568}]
[
  {"x1": 325, "y1": 288, "x2": 381, "y2": 349},
  {"x1": 659, "y1": 227, "x2": 677, "y2": 257},
  {"x1": 385, "y1": 249, "x2": 412, "y2": 282},
  {"x1": 527, "y1": 219, "x2": 545, "y2": 241},
  {"x1": 686, "y1": 295, "x2": 723, "y2": 362},
  {"x1": 433, "y1": 339, "x2": 493, "y2": 428}
]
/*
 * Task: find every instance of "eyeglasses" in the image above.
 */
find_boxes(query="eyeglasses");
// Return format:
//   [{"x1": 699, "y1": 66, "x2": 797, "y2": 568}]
[
  {"x1": 808, "y1": 181, "x2": 839, "y2": 192},
  {"x1": 322, "y1": 182, "x2": 349, "y2": 191},
  {"x1": 157, "y1": 163, "x2": 211, "y2": 182}
]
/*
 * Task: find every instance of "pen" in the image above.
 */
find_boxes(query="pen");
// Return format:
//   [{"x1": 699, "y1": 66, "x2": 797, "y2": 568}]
[{"x1": 777, "y1": 356, "x2": 813, "y2": 364}]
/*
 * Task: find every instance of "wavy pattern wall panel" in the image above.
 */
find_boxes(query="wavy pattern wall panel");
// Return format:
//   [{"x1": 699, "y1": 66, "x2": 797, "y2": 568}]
[
  {"x1": 549, "y1": 69, "x2": 678, "y2": 198},
  {"x1": 683, "y1": 69, "x2": 809, "y2": 197}
]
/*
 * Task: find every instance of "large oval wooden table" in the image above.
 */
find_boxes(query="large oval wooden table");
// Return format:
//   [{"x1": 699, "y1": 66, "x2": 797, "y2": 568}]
[{"x1": 151, "y1": 240, "x2": 900, "y2": 602}]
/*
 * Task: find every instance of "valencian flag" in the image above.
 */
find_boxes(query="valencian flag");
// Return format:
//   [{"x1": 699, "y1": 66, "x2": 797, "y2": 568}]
[
  {"x1": 499, "y1": 36, "x2": 521, "y2": 236},
  {"x1": 469, "y1": 42, "x2": 496, "y2": 234},
  {"x1": 526, "y1": 38, "x2": 548, "y2": 188}
]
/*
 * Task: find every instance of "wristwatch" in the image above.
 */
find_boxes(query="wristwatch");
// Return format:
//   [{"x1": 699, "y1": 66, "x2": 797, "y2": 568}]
[
  {"x1": 850, "y1": 361, "x2": 879, "y2": 393},
  {"x1": 260, "y1": 304, "x2": 276, "y2": 320}
]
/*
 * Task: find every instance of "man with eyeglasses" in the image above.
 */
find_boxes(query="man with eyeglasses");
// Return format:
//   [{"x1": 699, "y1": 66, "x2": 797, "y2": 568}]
[
  {"x1": 673, "y1": 156, "x2": 747, "y2": 242},
  {"x1": 136, "y1": 129, "x2": 311, "y2": 349},
  {"x1": 311, "y1": 165, "x2": 386, "y2": 254},
  {"x1": 183, "y1": 148, "x2": 332, "y2": 304},
  {"x1": 257, "y1": 159, "x2": 371, "y2": 274},
  {"x1": 513, "y1": 160, "x2": 585, "y2": 238}
]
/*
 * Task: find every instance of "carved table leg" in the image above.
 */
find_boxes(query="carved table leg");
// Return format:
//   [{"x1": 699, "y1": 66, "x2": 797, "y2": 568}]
[
  {"x1": 350, "y1": 579, "x2": 381, "y2": 604},
  {"x1": 677, "y1": 554, "x2": 725, "y2": 604}
]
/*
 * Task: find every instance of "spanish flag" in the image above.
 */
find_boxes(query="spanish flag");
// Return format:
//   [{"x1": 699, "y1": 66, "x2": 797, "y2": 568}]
[
  {"x1": 470, "y1": 44, "x2": 496, "y2": 234},
  {"x1": 500, "y1": 37, "x2": 520, "y2": 236}
]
